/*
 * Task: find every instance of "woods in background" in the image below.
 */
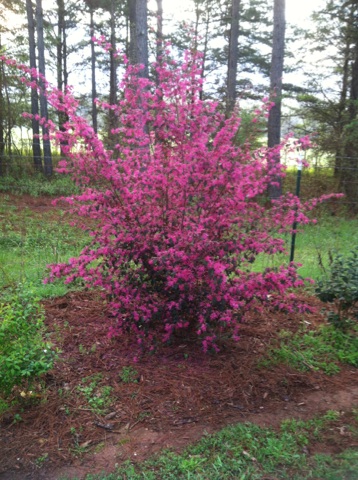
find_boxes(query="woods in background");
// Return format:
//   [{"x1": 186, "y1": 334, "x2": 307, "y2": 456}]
[{"x1": 0, "y1": 0, "x2": 357, "y2": 208}]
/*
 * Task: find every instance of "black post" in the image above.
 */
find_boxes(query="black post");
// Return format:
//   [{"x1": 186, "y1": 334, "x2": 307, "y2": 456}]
[{"x1": 289, "y1": 158, "x2": 302, "y2": 263}]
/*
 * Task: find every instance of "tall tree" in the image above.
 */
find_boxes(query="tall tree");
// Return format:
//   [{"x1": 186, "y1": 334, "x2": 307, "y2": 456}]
[
  {"x1": 156, "y1": 0, "x2": 163, "y2": 78},
  {"x1": 35, "y1": 0, "x2": 53, "y2": 176},
  {"x1": 56, "y1": 0, "x2": 70, "y2": 154},
  {"x1": 25, "y1": 0, "x2": 42, "y2": 173},
  {"x1": 0, "y1": 44, "x2": 4, "y2": 176},
  {"x1": 267, "y1": 0, "x2": 285, "y2": 199},
  {"x1": 107, "y1": 0, "x2": 118, "y2": 146},
  {"x1": 170, "y1": 0, "x2": 272, "y2": 103},
  {"x1": 129, "y1": 0, "x2": 149, "y2": 78},
  {"x1": 340, "y1": 0, "x2": 358, "y2": 211},
  {"x1": 84, "y1": 0, "x2": 99, "y2": 133},
  {"x1": 297, "y1": 0, "x2": 358, "y2": 211},
  {"x1": 226, "y1": 0, "x2": 240, "y2": 115}
]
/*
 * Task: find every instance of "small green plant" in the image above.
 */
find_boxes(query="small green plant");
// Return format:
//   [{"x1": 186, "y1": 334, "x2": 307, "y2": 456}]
[
  {"x1": 77, "y1": 374, "x2": 113, "y2": 414},
  {"x1": 316, "y1": 247, "x2": 358, "y2": 329},
  {"x1": 0, "y1": 397, "x2": 9, "y2": 414},
  {"x1": 119, "y1": 366, "x2": 139, "y2": 384},
  {"x1": 34, "y1": 452, "x2": 49, "y2": 468},
  {"x1": 12, "y1": 413, "x2": 23, "y2": 423},
  {"x1": 0, "y1": 284, "x2": 57, "y2": 395}
]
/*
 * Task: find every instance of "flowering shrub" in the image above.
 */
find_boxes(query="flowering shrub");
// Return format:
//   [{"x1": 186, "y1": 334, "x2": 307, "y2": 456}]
[{"x1": 1, "y1": 50, "x2": 340, "y2": 352}]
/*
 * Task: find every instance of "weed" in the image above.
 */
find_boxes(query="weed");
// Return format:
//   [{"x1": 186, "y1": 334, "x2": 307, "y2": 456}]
[
  {"x1": 77, "y1": 374, "x2": 113, "y2": 414},
  {"x1": 93, "y1": 442, "x2": 105, "y2": 454},
  {"x1": 12, "y1": 413, "x2": 23, "y2": 424},
  {"x1": 34, "y1": 452, "x2": 49, "y2": 468},
  {"x1": 119, "y1": 366, "x2": 139, "y2": 384}
]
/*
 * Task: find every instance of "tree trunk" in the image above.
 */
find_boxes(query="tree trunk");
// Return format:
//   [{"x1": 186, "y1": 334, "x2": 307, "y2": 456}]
[
  {"x1": 89, "y1": 6, "x2": 98, "y2": 133},
  {"x1": 35, "y1": 0, "x2": 53, "y2": 176},
  {"x1": 25, "y1": 0, "x2": 42, "y2": 173},
  {"x1": 108, "y1": 0, "x2": 118, "y2": 146},
  {"x1": 199, "y1": 4, "x2": 210, "y2": 101},
  {"x1": 267, "y1": 0, "x2": 286, "y2": 199},
  {"x1": 57, "y1": 0, "x2": 69, "y2": 155},
  {"x1": 156, "y1": 0, "x2": 163, "y2": 85},
  {"x1": 0, "y1": 51, "x2": 4, "y2": 176},
  {"x1": 226, "y1": 0, "x2": 240, "y2": 116},
  {"x1": 129, "y1": 0, "x2": 149, "y2": 78},
  {"x1": 334, "y1": 39, "x2": 350, "y2": 177},
  {"x1": 341, "y1": 2, "x2": 358, "y2": 213}
]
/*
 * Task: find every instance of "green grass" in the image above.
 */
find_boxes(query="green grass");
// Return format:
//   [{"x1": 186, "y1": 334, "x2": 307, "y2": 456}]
[
  {"x1": 252, "y1": 216, "x2": 358, "y2": 281},
  {"x1": 0, "y1": 203, "x2": 88, "y2": 298},
  {"x1": 61, "y1": 410, "x2": 358, "y2": 479},
  {"x1": 259, "y1": 323, "x2": 358, "y2": 375},
  {"x1": 0, "y1": 173, "x2": 80, "y2": 197}
]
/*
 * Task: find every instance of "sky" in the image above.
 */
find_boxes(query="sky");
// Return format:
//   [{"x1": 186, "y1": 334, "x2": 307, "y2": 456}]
[
  {"x1": 3, "y1": 0, "x2": 330, "y2": 102},
  {"x1": 148, "y1": 0, "x2": 326, "y2": 28},
  {"x1": 4, "y1": 0, "x2": 327, "y2": 38}
]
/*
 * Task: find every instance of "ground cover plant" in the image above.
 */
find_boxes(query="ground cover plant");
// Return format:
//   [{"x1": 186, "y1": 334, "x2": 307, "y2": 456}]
[
  {"x1": 0, "y1": 284, "x2": 56, "y2": 397},
  {"x1": 260, "y1": 323, "x2": 358, "y2": 375}
]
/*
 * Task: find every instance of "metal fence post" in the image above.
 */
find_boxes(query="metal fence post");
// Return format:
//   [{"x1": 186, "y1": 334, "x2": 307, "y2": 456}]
[{"x1": 289, "y1": 155, "x2": 303, "y2": 263}]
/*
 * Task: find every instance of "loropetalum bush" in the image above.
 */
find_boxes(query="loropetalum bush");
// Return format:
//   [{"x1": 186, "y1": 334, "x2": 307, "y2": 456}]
[{"x1": 1, "y1": 49, "x2": 340, "y2": 353}]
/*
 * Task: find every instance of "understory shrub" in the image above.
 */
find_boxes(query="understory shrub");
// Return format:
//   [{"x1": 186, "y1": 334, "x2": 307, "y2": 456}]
[
  {"x1": 315, "y1": 247, "x2": 358, "y2": 329},
  {"x1": 0, "y1": 285, "x2": 56, "y2": 395},
  {"x1": 2, "y1": 49, "x2": 341, "y2": 353}
]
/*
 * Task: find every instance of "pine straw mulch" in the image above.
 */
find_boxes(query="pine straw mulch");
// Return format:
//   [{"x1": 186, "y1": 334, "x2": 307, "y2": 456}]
[{"x1": 0, "y1": 291, "x2": 357, "y2": 480}]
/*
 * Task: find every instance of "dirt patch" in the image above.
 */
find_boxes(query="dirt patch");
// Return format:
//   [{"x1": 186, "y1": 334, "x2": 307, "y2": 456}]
[
  {"x1": 1, "y1": 193, "x2": 66, "y2": 213},
  {"x1": 0, "y1": 291, "x2": 357, "y2": 479}
]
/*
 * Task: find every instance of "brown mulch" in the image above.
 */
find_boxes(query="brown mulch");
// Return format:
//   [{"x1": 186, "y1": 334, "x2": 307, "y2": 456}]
[
  {"x1": 0, "y1": 291, "x2": 357, "y2": 480},
  {"x1": 2, "y1": 193, "x2": 67, "y2": 213}
]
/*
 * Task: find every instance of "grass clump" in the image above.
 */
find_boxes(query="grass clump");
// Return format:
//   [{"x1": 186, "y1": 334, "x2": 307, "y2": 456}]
[
  {"x1": 0, "y1": 173, "x2": 79, "y2": 197},
  {"x1": 259, "y1": 323, "x2": 358, "y2": 375}
]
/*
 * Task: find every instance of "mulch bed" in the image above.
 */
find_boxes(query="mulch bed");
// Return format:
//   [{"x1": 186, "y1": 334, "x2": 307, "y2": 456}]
[{"x1": 1, "y1": 290, "x2": 357, "y2": 479}]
